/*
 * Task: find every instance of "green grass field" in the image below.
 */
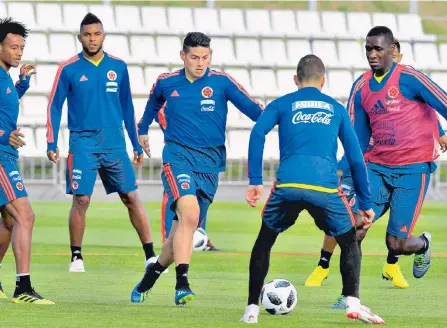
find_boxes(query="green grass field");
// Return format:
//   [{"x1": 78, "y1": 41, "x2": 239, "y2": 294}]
[{"x1": 1, "y1": 201, "x2": 446, "y2": 327}]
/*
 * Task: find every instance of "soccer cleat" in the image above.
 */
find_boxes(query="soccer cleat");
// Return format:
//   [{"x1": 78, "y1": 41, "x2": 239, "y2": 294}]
[
  {"x1": 346, "y1": 296, "x2": 385, "y2": 325},
  {"x1": 145, "y1": 256, "x2": 168, "y2": 274},
  {"x1": 329, "y1": 295, "x2": 347, "y2": 309},
  {"x1": 175, "y1": 288, "x2": 195, "y2": 306},
  {"x1": 240, "y1": 304, "x2": 260, "y2": 324},
  {"x1": 69, "y1": 258, "x2": 85, "y2": 273},
  {"x1": 413, "y1": 232, "x2": 431, "y2": 278},
  {"x1": 204, "y1": 240, "x2": 221, "y2": 251},
  {"x1": 0, "y1": 282, "x2": 8, "y2": 300},
  {"x1": 12, "y1": 288, "x2": 55, "y2": 305},
  {"x1": 304, "y1": 265, "x2": 329, "y2": 287},
  {"x1": 382, "y1": 263, "x2": 409, "y2": 288},
  {"x1": 131, "y1": 261, "x2": 154, "y2": 303}
]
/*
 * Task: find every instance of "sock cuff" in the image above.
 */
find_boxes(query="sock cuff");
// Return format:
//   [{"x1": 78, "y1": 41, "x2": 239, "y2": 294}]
[{"x1": 16, "y1": 273, "x2": 30, "y2": 277}]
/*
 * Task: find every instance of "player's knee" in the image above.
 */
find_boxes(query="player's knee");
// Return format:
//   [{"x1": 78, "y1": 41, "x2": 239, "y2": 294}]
[
  {"x1": 386, "y1": 235, "x2": 404, "y2": 253},
  {"x1": 119, "y1": 191, "x2": 140, "y2": 208},
  {"x1": 176, "y1": 195, "x2": 200, "y2": 228},
  {"x1": 16, "y1": 208, "x2": 35, "y2": 226},
  {"x1": 356, "y1": 228, "x2": 368, "y2": 242},
  {"x1": 73, "y1": 195, "x2": 90, "y2": 210}
]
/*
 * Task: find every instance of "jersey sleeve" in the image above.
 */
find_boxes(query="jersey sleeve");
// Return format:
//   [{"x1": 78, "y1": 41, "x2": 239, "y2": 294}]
[
  {"x1": 46, "y1": 65, "x2": 69, "y2": 153},
  {"x1": 248, "y1": 102, "x2": 279, "y2": 185},
  {"x1": 338, "y1": 78, "x2": 371, "y2": 175},
  {"x1": 339, "y1": 107, "x2": 372, "y2": 210},
  {"x1": 224, "y1": 74, "x2": 264, "y2": 121},
  {"x1": 137, "y1": 76, "x2": 166, "y2": 135},
  {"x1": 120, "y1": 66, "x2": 143, "y2": 155},
  {"x1": 400, "y1": 68, "x2": 447, "y2": 121},
  {"x1": 14, "y1": 74, "x2": 31, "y2": 99}
]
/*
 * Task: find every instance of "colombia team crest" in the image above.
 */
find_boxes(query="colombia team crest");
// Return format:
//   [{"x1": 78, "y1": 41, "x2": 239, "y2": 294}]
[
  {"x1": 387, "y1": 86, "x2": 399, "y2": 99},
  {"x1": 202, "y1": 86, "x2": 213, "y2": 98},
  {"x1": 107, "y1": 70, "x2": 117, "y2": 81}
]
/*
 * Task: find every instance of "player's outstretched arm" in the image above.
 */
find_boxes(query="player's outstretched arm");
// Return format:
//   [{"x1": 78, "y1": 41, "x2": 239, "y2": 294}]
[
  {"x1": 246, "y1": 102, "x2": 279, "y2": 207},
  {"x1": 339, "y1": 107, "x2": 373, "y2": 215},
  {"x1": 137, "y1": 76, "x2": 166, "y2": 158},
  {"x1": 46, "y1": 64, "x2": 69, "y2": 164},
  {"x1": 15, "y1": 64, "x2": 36, "y2": 99},
  {"x1": 224, "y1": 74, "x2": 264, "y2": 121}
]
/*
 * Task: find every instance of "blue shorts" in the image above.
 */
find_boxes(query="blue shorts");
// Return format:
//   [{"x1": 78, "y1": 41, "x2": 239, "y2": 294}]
[
  {"x1": 66, "y1": 151, "x2": 137, "y2": 195},
  {"x1": 262, "y1": 186, "x2": 355, "y2": 237},
  {"x1": 0, "y1": 156, "x2": 28, "y2": 207},
  {"x1": 339, "y1": 175, "x2": 359, "y2": 213},
  {"x1": 368, "y1": 167, "x2": 430, "y2": 239},
  {"x1": 161, "y1": 163, "x2": 218, "y2": 216}
]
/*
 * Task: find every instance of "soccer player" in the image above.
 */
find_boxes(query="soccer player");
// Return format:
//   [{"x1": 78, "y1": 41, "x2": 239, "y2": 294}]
[
  {"x1": 324, "y1": 26, "x2": 447, "y2": 307},
  {"x1": 131, "y1": 32, "x2": 263, "y2": 305},
  {"x1": 304, "y1": 36, "x2": 447, "y2": 294},
  {"x1": 240, "y1": 54, "x2": 384, "y2": 325},
  {"x1": 0, "y1": 17, "x2": 54, "y2": 304},
  {"x1": 46, "y1": 13, "x2": 157, "y2": 273},
  {"x1": 156, "y1": 105, "x2": 220, "y2": 251}
]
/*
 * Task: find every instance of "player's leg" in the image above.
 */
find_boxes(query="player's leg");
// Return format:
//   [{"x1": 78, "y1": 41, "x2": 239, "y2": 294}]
[
  {"x1": 66, "y1": 152, "x2": 97, "y2": 273},
  {"x1": 197, "y1": 172, "x2": 220, "y2": 251},
  {"x1": 241, "y1": 187, "x2": 299, "y2": 324},
  {"x1": 0, "y1": 159, "x2": 54, "y2": 304},
  {"x1": 99, "y1": 151, "x2": 156, "y2": 265},
  {"x1": 311, "y1": 190, "x2": 384, "y2": 324},
  {"x1": 0, "y1": 207, "x2": 12, "y2": 299},
  {"x1": 305, "y1": 176, "x2": 359, "y2": 287},
  {"x1": 385, "y1": 173, "x2": 432, "y2": 279},
  {"x1": 131, "y1": 164, "x2": 199, "y2": 305}
]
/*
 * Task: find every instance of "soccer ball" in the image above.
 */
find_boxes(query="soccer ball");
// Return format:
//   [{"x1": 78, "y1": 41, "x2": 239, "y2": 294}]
[
  {"x1": 193, "y1": 227, "x2": 208, "y2": 251},
  {"x1": 260, "y1": 279, "x2": 298, "y2": 315}
]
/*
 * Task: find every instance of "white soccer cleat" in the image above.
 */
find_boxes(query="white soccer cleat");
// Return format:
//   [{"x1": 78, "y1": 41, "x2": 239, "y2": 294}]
[
  {"x1": 145, "y1": 256, "x2": 168, "y2": 274},
  {"x1": 346, "y1": 296, "x2": 385, "y2": 325},
  {"x1": 240, "y1": 304, "x2": 260, "y2": 324},
  {"x1": 69, "y1": 258, "x2": 85, "y2": 273}
]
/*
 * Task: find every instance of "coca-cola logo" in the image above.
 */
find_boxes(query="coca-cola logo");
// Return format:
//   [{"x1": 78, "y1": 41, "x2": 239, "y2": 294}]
[
  {"x1": 374, "y1": 133, "x2": 396, "y2": 145},
  {"x1": 292, "y1": 111, "x2": 333, "y2": 125}
]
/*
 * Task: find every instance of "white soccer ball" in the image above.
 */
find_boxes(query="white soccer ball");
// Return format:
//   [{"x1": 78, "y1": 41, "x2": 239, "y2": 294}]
[
  {"x1": 261, "y1": 279, "x2": 298, "y2": 315},
  {"x1": 193, "y1": 228, "x2": 208, "y2": 251}
]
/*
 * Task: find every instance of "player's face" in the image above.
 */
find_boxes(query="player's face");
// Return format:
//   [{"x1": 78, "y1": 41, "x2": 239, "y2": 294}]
[
  {"x1": 392, "y1": 47, "x2": 403, "y2": 63},
  {"x1": 0, "y1": 33, "x2": 25, "y2": 68},
  {"x1": 181, "y1": 46, "x2": 211, "y2": 80},
  {"x1": 365, "y1": 36, "x2": 394, "y2": 72},
  {"x1": 78, "y1": 23, "x2": 105, "y2": 57}
]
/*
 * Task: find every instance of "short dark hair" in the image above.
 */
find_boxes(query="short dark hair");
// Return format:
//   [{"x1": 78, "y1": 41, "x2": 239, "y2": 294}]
[
  {"x1": 0, "y1": 17, "x2": 29, "y2": 43},
  {"x1": 393, "y1": 38, "x2": 401, "y2": 53},
  {"x1": 182, "y1": 32, "x2": 211, "y2": 53},
  {"x1": 80, "y1": 13, "x2": 102, "y2": 31},
  {"x1": 366, "y1": 26, "x2": 394, "y2": 45},
  {"x1": 296, "y1": 55, "x2": 325, "y2": 83}
]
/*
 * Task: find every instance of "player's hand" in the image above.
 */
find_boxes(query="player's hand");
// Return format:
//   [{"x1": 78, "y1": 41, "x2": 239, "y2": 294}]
[
  {"x1": 138, "y1": 134, "x2": 151, "y2": 158},
  {"x1": 9, "y1": 128, "x2": 26, "y2": 148},
  {"x1": 47, "y1": 148, "x2": 60, "y2": 164},
  {"x1": 336, "y1": 169, "x2": 343, "y2": 178},
  {"x1": 20, "y1": 64, "x2": 36, "y2": 79},
  {"x1": 357, "y1": 208, "x2": 375, "y2": 229},
  {"x1": 440, "y1": 135, "x2": 447, "y2": 153},
  {"x1": 133, "y1": 151, "x2": 144, "y2": 167},
  {"x1": 246, "y1": 185, "x2": 264, "y2": 207}
]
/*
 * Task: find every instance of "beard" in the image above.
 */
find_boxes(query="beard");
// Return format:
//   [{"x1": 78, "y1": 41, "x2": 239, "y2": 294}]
[{"x1": 83, "y1": 45, "x2": 102, "y2": 57}]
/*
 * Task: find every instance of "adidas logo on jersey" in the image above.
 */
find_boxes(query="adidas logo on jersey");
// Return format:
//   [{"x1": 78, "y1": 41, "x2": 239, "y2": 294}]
[
  {"x1": 5, "y1": 87, "x2": 11, "y2": 94},
  {"x1": 400, "y1": 226, "x2": 408, "y2": 233},
  {"x1": 80, "y1": 75, "x2": 88, "y2": 82},
  {"x1": 171, "y1": 90, "x2": 179, "y2": 97}
]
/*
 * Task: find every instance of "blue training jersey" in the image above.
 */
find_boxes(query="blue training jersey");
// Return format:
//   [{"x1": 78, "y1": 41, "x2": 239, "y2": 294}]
[
  {"x1": 46, "y1": 52, "x2": 142, "y2": 155},
  {"x1": 0, "y1": 68, "x2": 31, "y2": 158},
  {"x1": 138, "y1": 68, "x2": 264, "y2": 173},
  {"x1": 339, "y1": 63, "x2": 447, "y2": 175},
  {"x1": 248, "y1": 87, "x2": 372, "y2": 210}
]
